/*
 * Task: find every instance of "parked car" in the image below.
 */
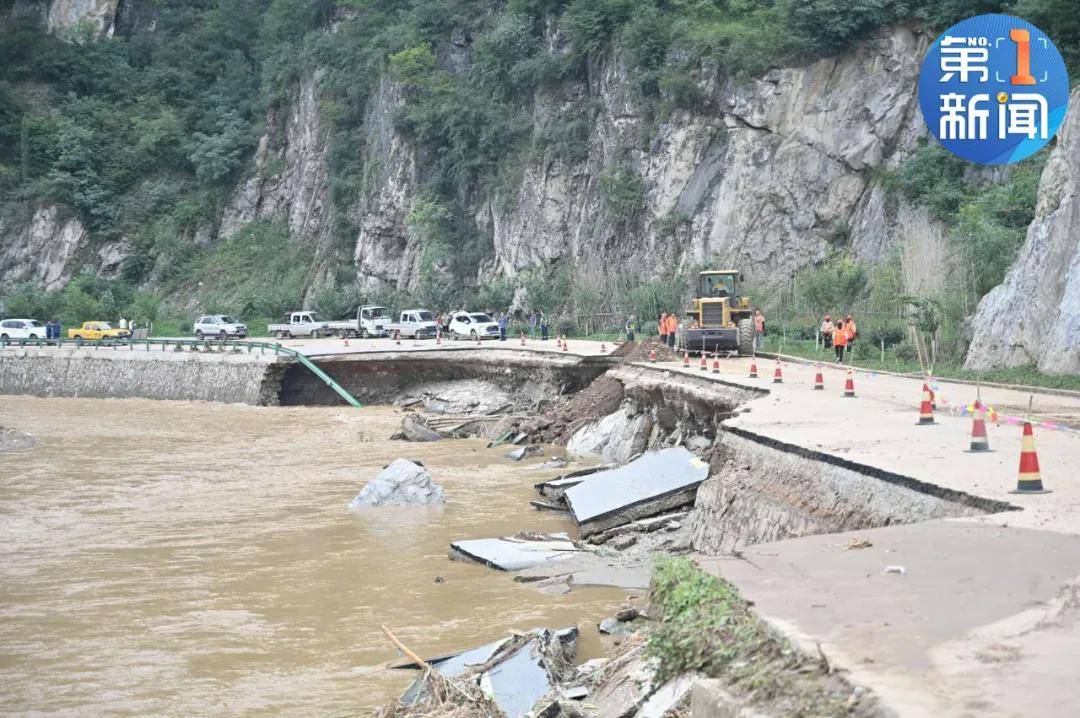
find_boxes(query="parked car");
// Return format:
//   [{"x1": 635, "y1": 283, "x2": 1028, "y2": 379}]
[
  {"x1": 67, "y1": 321, "x2": 131, "y2": 344},
  {"x1": 447, "y1": 311, "x2": 500, "y2": 340},
  {"x1": 326, "y1": 305, "x2": 391, "y2": 338},
  {"x1": 194, "y1": 314, "x2": 248, "y2": 340},
  {"x1": 0, "y1": 318, "x2": 46, "y2": 341},
  {"x1": 266, "y1": 311, "x2": 330, "y2": 339},
  {"x1": 385, "y1": 309, "x2": 438, "y2": 339}
]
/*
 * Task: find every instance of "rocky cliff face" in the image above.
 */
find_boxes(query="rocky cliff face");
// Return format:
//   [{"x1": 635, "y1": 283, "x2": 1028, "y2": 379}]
[
  {"x1": 484, "y1": 25, "x2": 932, "y2": 285},
  {"x1": 9, "y1": 0, "x2": 117, "y2": 36},
  {"x1": 0, "y1": 207, "x2": 90, "y2": 290},
  {"x1": 220, "y1": 72, "x2": 335, "y2": 276},
  {"x1": 965, "y1": 87, "x2": 1080, "y2": 375}
]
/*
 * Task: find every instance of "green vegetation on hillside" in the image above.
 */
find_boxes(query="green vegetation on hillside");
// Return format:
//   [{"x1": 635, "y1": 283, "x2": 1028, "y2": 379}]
[{"x1": 1, "y1": 0, "x2": 1077, "y2": 335}]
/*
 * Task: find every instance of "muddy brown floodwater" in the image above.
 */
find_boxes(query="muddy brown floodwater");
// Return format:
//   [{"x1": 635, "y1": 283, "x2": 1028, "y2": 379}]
[{"x1": 0, "y1": 396, "x2": 628, "y2": 716}]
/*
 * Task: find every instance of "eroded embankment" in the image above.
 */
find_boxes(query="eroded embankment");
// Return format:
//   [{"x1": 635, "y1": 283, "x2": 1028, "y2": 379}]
[
  {"x1": 0, "y1": 347, "x2": 283, "y2": 404},
  {"x1": 555, "y1": 364, "x2": 1005, "y2": 554}
]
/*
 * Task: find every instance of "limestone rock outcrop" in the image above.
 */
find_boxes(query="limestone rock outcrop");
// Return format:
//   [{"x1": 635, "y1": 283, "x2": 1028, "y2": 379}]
[{"x1": 965, "y1": 87, "x2": 1080, "y2": 375}]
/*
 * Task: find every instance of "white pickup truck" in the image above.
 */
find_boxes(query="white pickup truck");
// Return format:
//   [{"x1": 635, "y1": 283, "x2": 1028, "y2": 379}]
[
  {"x1": 326, "y1": 305, "x2": 391, "y2": 338},
  {"x1": 267, "y1": 311, "x2": 330, "y2": 339},
  {"x1": 385, "y1": 309, "x2": 439, "y2": 339}
]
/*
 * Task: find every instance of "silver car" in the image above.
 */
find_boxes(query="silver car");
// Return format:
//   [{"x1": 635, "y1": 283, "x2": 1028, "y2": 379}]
[{"x1": 194, "y1": 314, "x2": 247, "y2": 340}]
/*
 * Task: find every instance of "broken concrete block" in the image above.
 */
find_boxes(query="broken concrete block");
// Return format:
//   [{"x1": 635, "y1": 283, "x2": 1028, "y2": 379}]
[
  {"x1": 450, "y1": 533, "x2": 580, "y2": 571},
  {"x1": 639, "y1": 673, "x2": 700, "y2": 718},
  {"x1": 598, "y1": 617, "x2": 637, "y2": 636},
  {"x1": 610, "y1": 534, "x2": 639, "y2": 550},
  {"x1": 397, "y1": 413, "x2": 443, "y2": 442},
  {"x1": 685, "y1": 435, "x2": 712, "y2": 452},
  {"x1": 348, "y1": 459, "x2": 444, "y2": 508},
  {"x1": 506, "y1": 445, "x2": 544, "y2": 461},
  {"x1": 690, "y1": 678, "x2": 770, "y2": 717},
  {"x1": 615, "y1": 607, "x2": 639, "y2": 622},
  {"x1": 584, "y1": 647, "x2": 657, "y2": 718},
  {"x1": 565, "y1": 448, "x2": 709, "y2": 538}
]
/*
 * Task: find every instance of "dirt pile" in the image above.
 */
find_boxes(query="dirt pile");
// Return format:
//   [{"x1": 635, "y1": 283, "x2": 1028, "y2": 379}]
[
  {"x1": 519, "y1": 375, "x2": 626, "y2": 444},
  {"x1": 610, "y1": 339, "x2": 678, "y2": 362}
]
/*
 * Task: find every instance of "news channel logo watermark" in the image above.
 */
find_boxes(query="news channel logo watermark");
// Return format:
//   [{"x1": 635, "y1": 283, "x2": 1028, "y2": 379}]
[{"x1": 918, "y1": 14, "x2": 1069, "y2": 165}]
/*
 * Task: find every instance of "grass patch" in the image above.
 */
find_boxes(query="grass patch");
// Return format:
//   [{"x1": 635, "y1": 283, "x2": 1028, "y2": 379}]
[
  {"x1": 761, "y1": 336, "x2": 1080, "y2": 392},
  {"x1": 648, "y1": 556, "x2": 873, "y2": 715}
]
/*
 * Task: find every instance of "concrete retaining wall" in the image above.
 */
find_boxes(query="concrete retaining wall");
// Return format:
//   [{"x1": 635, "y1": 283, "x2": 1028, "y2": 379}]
[
  {"x1": 0, "y1": 347, "x2": 285, "y2": 404},
  {"x1": 690, "y1": 430, "x2": 995, "y2": 554}
]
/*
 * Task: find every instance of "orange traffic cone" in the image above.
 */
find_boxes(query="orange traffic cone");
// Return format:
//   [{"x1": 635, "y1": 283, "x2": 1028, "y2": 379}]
[
  {"x1": 773, "y1": 361, "x2": 783, "y2": 384},
  {"x1": 394, "y1": 330, "x2": 401, "y2": 345},
  {"x1": 966, "y1": 400, "x2": 991, "y2": 452},
  {"x1": 842, "y1": 369, "x2": 856, "y2": 398},
  {"x1": 916, "y1": 383, "x2": 936, "y2": 425},
  {"x1": 343, "y1": 336, "x2": 349, "y2": 347},
  {"x1": 749, "y1": 361, "x2": 758, "y2": 378},
  {"x1": 648, "y1": 348, "x2": 657, "y2": 363},
  {"x1": 600, "y1": 342, "x2": 607, "y2": 353},
  {"x1": 436, "y1": 332, "x2": 442, "y2": 346},
  {"x1": 520, "y1": 332, "x2": 526, "y2": 346},
  {"x1": 683, "y1": 351, "x2": 690, "y2": 367},
  {"x1": 562, "y1": 337, "x2": 568, "y2": 352},
  {"x1": 699, "y1": 354, "x2": 708, "y2": 371},
  {"x1": 712, "y1": 354, "x2": 720, "y2": 374},
  {"x1": 812, "y1": 368, "x2": 824, "y2": 390},
  {"x1": 1011, "y1": 421, "x2": 1050, "y2": 494}
]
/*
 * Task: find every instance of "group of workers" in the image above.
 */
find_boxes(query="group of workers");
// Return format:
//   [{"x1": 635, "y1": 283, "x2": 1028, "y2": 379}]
[
  {"x1": 656, "y1": 309, "x2": 770, "y2": 350},
  {"x1": 821, "y1": 313, "x2": 858, "y2": 361}
]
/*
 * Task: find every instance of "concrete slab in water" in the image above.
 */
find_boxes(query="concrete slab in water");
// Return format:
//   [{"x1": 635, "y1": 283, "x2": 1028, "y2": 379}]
[
  {"x1": 565, "y1": 448, "x2": 709, "y2": 537},
  {"x1": 450, "y1": 533, "x2": 580, "y2": 571}
]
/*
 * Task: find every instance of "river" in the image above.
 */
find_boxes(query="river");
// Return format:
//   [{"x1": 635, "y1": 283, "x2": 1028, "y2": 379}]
[{"x1": 0, "y1": 396, "x2": 626, "y2": 715}]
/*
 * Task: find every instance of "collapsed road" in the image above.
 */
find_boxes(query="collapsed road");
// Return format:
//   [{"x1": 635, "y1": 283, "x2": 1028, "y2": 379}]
[{"x1": 3, "y1": 334, "x2": 1079, "y2": 716}]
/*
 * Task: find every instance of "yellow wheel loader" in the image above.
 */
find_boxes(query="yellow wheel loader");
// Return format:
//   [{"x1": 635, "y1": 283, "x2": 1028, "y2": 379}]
[{"x1": 677, "y1": 270, "x2": 755, "y2": 355}]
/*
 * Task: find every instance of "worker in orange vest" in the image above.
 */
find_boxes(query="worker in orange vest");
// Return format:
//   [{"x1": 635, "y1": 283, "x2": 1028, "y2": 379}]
[
  {"x1": 658, "y1": 312, "x2": 668, "y2": 347},
  {"x1": 666, "y1": 312, "x2": 679, "y2": 348},
  {"x1": 832, "y1": 318, "x2": 848, "y2": 362}
]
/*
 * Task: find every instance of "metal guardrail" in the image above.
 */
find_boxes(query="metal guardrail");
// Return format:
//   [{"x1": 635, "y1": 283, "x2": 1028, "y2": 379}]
[{"x1": 0, "y1": 336, "x2": 363, "y2": 409}]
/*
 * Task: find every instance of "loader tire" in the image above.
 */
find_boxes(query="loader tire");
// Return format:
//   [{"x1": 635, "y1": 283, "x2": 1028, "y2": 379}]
[{"x1": 737, "y1": 317, "x2": 754, "y2": 356}]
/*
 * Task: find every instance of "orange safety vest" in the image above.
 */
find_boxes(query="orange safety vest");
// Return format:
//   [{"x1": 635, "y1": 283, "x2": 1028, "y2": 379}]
[
  {"x1": 658, "y1": 316, "x2": 668, "y2": 335},
  {"x1": 667, "y1": 316, "x2": 679, "y2": 334},
  {"x1": 845, "y1": 322, "x2": 857, "y2": 340},
  {"x1": 833, "y1": 326, "x2": 848, "y2": 347}
]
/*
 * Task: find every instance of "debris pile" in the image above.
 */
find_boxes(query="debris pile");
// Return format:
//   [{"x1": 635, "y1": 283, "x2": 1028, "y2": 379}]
[
  {"x1": 384, "y1": 628, "x2": 580, "y2": 718},
  {"x1": 349, "y1": 459, "x2": 445, "y2": 508},
  {"x1": 519, "y1": 376, "x2": 625, "y2": 445},
  {"x1": 393, "y1": 414, "x2": 443, "y2": 442},
  {"x1": 609, "y1": 339, "x2": 679, "y2": 362}
]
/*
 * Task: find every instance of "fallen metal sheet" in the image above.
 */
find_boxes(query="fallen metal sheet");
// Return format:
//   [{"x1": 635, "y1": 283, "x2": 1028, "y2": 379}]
[
  {"x1": 400, "y1": 628, "x2": 578, "y2": 715},
  {"x1": 480, "y1": 640, "x2": 551, "y2": 717},
  {"x1": 450, "y1": 533, "x2": 580, "y2": 571},
  {"x1": 564, "y1": 448, "x2": 709, "y2": 538},
  {"x1": 533, "y1": 464, "x2": 615, "y2": 500},
  {"x1": 398, "y1": 637, "x2": 508, "y2": 703}
]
